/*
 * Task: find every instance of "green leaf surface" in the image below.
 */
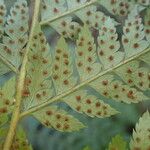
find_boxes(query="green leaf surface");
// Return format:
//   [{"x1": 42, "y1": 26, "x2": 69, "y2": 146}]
[
  {"x1": 0, "y1": 0, "x2": 6, "y2": 37},
  {"x1": 0, "y1": 122, "x2": 9, "y2": 149},
  {"x1": 144, "y1": 8, "x2": 150, "y2": 42},
  {"x1": 140, "y1": 51, "x2": 150, "y2": 65},
  {"x1": 76, "y1": 5, "x2": 118, "y2": 29},
  {"x1": 115, "y1": 60, "x2": 150, "y2": 91},
  {"x1": 136, "y1": 0, "x2": 150, "y2": 6},
  {"x1": 0, "y1": 0, "x2": 29, "y2": 69},
  {"x1": 122, "y1": 7, "x2": 148, "y2": 58},
  {"x1": 98, "y1": 0, "x2": 135, "y2": 17},
  {"x1": 50, "y1": 16, "x2": 81, "y2": 39},
  {"x1": 0, "y1": 1, "x2": 148, "y2": 142},
  {"x1": 23, "y1": 24, "x2": 53, "y2": 109},
  {"x1": 63, "y1": 90, "x2": 118, "y2": 118},
  {"x1": 33, "y1": 105, "x2": 85, "y2": 132},
  {"x1": 108, "y1": 135, "x2": 127, "y2": 150},
  {"x1": 76, "y1": 24, "x2": 101, "y2": 81},
  {"x1": 90, "y1": 74, "x2": 148, "y2": 104},
  {"x1": 99, "y1": 0, "x2": 149, "y2": 17},
  {"x1": 0, "y1": 76, "x2": 16, "y2": 117},
  {"x1": 23, "y1": 21, "x2": 149, "y2": 125},
  {"x1": 41, "y1": 0, "x2": 66, "y2": 21},
  {"x1": 97, "y1": 17, "x2": 124, "y2": 69},
  {"x1": 0, "y1": 62, "x2": 10, "y2": 76},
  {"x1": 51, "y1": 36, "x2": 77, "y2": 94},
  {"x1": 41, "y1": 0, "x2": 91, "y2": 22},
  {"x1": 66, "y1": 0, "x2": 87, "y2": 10},
  {"x1": 130, "y1": 111, "x2": 150, "y2": 150},
  {"x1": 0, "y1": 76, "x2": 16, "y2": 145}
]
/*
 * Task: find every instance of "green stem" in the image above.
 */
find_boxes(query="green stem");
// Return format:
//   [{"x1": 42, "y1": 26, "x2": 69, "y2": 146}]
[
  {"x1": 20, "y1": 47, "x2": 150, "y2": 118},
  {"x1": 2, "y1": 1, "x2": 41, "y2": 150},
  {"x1": 40, "y1": 0, "x2": 97, "y2": 26},
  {"x1": 0, "y1": 54, "x2": 18, "y2": 74}
]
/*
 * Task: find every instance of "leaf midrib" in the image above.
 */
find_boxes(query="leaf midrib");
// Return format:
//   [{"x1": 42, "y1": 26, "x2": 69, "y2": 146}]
[{"x1": 20, "y1": 47, "x2": 150, "y2": 118}]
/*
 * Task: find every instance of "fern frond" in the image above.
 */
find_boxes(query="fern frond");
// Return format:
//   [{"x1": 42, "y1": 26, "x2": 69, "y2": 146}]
[
  {"x1": 0, "y1": 0, "x2": 6, "y2": 38},
  {"x1": 97, "y1": 17, "x2": 124, "y2": 69},
  {"x1": 0, "y1": 1, "x2": 16, "y2": 75},
  {"x1": 41, "y1": 0, "x2": 97, "y2": 22},
  {"x1": 0, "y1": 0, "x2": 29, "y2": 70},
  {"x1": 95, "y1": 111, "x2": 150, "y2": 149},
  {"x1": 144, "y1": 8, "x2": 150, "y2": 42},
  {"x1": 21, "y1": 24, "x2": 149, "y2": 120},
  {"x1": 0, "y1": 112, "x2": 8, "y2": 129},
  {"x1": 89, "y1": 74, "x2": 148, "y2": 104},
  {"x1": 137, "y1": 0, "x2": 150, "y2": 6},
  {"x1": 0, "y1": 122, "x2": 9, "y2": 149},
  {"x1": 0, "y1": 77, "x2": 16, "y2": 148},
  {"x1": 0, "y1": 62, "x2": 10, "y2": 76},
  {"x1": 98, "y1": 0, "x2": 149, "y2": 17},
  {"x1": 0, "y1": 1, "x2": 40, "y2": 149},
  {"x1": 98, "y1": 0, "x2": 134, "y2": 17},
  {"x1": 40, "y1": 0, "x2": 97, "y2": 25},
  {"x1": 41, "y1": 0, "x2": 82, "y2": 39},
  {"x1": 33, "y1": 105, "x2": 85, "y2": 132},
  {"x1": 23, "y1": 18, "x2": 149, "y2": 124},
  {"x1": 41, "y1": 0, "x2": 66, "y2": 21},
  {"x1": 41, "y1": 4, "x2": 119, "y2": 39},
  {"x1": 63, "y1": 90, "x2": 118, "y2": 118},
  {"x1": 122, "y1": 7, "x2": 149, "y2": 58},
  {"x1": 0, "y1": 77, "x2": 16, "y2": 116},
  {"x1": 140, "y1": 51, "x2": 150, "y2": 65},
  {"x1": 41, "y1": 1, "x2": 103, "y2": 39},
  {"x1": 75, "y1": 5, "x2": 118, "y2": 29},
  {"x1": 40, "y1": 0, "x2": 149, "y2": 40},
  {"x1": 50, "y1": 16, "x2": 81, "y2": 39},
  {"x1": 116, "y1": 60, "x2": 150, "y2": 91},
  {"x1": 107, "y1": 135, "x2": 127, "y2": 150},
  {"x1": 23, "y1": 24, "x2": 53, "y2": 109},
  {"x1": 51, "y1": 36, "x2": 77, "y2": 93},
  {"x1": 130, "y1": 111, "x2": 150, "y2": 150},
  {"x1": 76, "y1": 25, "x2": 101, "y2": 81},
  {"x1": 66, "y1": 0, "x2": 88, "y2": 10}
]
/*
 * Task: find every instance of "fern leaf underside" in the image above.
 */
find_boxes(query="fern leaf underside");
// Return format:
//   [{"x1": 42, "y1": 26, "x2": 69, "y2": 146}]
[
  {"x1": 107, "y1": 111, "x2": 150, "y2": 150},
  {"x1": 0, "y1": 0, "x2": 149, "y2": 135}
]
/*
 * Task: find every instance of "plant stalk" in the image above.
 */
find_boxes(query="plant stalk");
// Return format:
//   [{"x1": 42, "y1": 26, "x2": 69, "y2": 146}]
[{"x1": 2, "y1": 1, "x2": 41, "y2": 149}]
